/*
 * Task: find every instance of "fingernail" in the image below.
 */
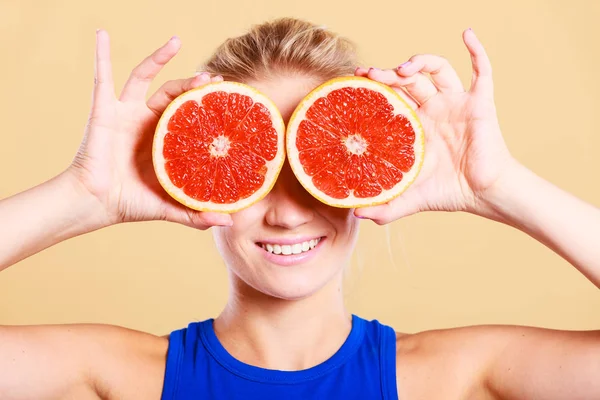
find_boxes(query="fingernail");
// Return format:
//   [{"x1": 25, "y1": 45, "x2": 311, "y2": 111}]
[
  {"x1": 467, "y1": 27, "x2": 472, "y2": 31},
  {"x1": 170, "y1": 35, "x2": 179, "y2": 41},
  {"x1": 214, "y1": 75, "x2": 224, "y2": 81},
  {"x1": 355, "y1": 215, "x2": 368, "y2": 219},
  {"x1": 398, "y1": 61, "x2": 412, "y2": 69}
]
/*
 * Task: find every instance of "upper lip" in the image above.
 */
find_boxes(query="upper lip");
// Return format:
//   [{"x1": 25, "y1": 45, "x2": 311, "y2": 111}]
[{"x1": 256, "y1": 236, "x2": 324, "y2": 245}]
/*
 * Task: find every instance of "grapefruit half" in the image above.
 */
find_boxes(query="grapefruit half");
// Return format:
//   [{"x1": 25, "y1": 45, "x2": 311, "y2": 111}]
[
  {"x1": 286, "y1": 76, "x2": 425, "y2": 208},
  {"x1": 153, "y1": 82, "x2": 285, "y2": 213}
]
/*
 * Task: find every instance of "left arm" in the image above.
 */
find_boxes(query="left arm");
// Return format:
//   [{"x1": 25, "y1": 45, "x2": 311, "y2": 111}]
[
  {"x1": 398, "y1": 325, "x2": 600, "y2": 400},
  {"x1": 482, "y1": 160, "x2": 600, "y2": 287},
  {"x1": 481, "y1": 165, "x2": 600, "y2": 398},
  {"x1": 486, "y1": 326, "x2": 600, "y2": 400}
]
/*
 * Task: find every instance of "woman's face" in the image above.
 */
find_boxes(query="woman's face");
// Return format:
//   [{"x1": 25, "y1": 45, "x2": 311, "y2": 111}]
[{"x1": 212, "y1": 75, "x2": 360, "y2": 300}]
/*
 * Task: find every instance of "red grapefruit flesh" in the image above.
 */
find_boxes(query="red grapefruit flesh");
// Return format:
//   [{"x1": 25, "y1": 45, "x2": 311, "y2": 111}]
[
  {"x1": 153, "y1": 82, "x2": 285, "y2": 213},
  {"x1": 286, "y1": 76, "x2": 424, "y2": 208}
]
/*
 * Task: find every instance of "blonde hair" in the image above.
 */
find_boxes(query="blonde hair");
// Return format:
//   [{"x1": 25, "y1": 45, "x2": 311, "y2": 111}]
[{"x1": 202, "y1": 18, "x2": 358, "y2": 82}]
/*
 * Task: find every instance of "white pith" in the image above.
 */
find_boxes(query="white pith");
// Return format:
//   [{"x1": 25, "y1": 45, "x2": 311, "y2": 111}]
[
  {"x1": 210, "y1": 135, "x2": 231, "y2": 157},
  {"x1": 152, "y1": 82, "x2": 285, "y2": 213},
  {"x1": 286, "y1": 77, "x2": 425, "y2": 208},
  {"x1": 345, "y1": 134, "x2": 368, "y2": 155},
  {"x1": 260, "y1": 238, "x2": 321, "y2": 255}
]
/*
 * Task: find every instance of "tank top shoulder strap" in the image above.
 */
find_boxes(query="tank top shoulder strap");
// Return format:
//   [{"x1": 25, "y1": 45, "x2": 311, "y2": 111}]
[
  {"x1": 161, "y1": 321, "x2": 206, "y2": 400},
  {"x1": 370, "y1": 318, "x2": 398, "y2": 400}
]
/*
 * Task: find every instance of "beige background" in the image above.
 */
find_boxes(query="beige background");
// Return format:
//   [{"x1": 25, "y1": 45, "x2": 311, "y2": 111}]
[{"x1": 0, "y1": 0, "x2": 598, "y2": 335}]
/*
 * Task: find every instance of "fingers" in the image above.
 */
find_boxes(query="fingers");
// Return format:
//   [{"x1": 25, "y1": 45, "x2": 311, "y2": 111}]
[
  {"x1": 354, "y1": 189, "x2": 422, "y2": 224},
  {"x1": 167, "y1": 206, "x2": 233, "y2": 229},
  {"x1": 397, "y1": 54, "x2": 464, "y2": 93},
  {"x1": 394, "y1": 54, "x2": 465, "y2": 105},
  {"x1": 463, "y1": 28, "x2": 494, "y2": 98},
  {"x1": 391, "y1": 67, "x2": 438, "y2": 105},
  {"x1": 358, "y1": 30, "x2": 492, "y2": 106},
  {"x1": 92, "y1": 30, "x2": 115, "y2": 109},
  {"x1": 146, "y1": 73, "x2": 222, "y2": 117},
  {"x1": 355, "y1": 67, "x2": 419, "y2": 109},
  {"x1": 119, "y1": 36, "x2": 181, "y2": 102},
  {"x1": 187, "y1": 210, "x2": 233, "y2": 229}
]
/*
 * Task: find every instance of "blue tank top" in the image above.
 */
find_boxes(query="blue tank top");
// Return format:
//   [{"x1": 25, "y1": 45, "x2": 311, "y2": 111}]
[{"x1": 161, "y1": 315, "x2": 398, "y2": 399}]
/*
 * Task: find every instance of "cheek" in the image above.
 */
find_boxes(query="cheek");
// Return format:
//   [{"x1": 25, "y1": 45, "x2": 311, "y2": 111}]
[
  {"x1": 211, "y1": 227, "x2": 232, "y2": 258},
  {"x1": 320, "y1": 206, "x2": 358, "y2": 231},
  {"x1": 211, "y1": 205, "x2": 265, "y2": 259},
  {"x1": 212, "y1": 227, "x2": 252, "y2": 273},
  {"x1": 344, "y1": 213, "x2": 360, "y2": 243},
  {"x1": 231, "y1": 200, "x2": 268, "y2": 227},
  {"x1": 314, "y1": 205, "x2": 360, "y2": 248}
]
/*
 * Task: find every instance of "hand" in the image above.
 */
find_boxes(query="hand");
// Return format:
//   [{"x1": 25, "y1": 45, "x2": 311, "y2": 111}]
[
  {"x1": 67, "y1": 30, "x2": 232, "y2": 229},
  {"x1": 354, "y1": 29, "x2": 516, "y2": 224}
]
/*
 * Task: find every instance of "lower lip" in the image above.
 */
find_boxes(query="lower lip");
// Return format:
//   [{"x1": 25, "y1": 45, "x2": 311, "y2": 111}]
[{"x1": 256, "y1": 238, "x2": 325, "y2": 267}]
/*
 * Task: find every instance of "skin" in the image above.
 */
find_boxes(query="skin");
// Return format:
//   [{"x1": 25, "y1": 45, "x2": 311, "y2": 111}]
[{"x1": 0, "y1": 29, "x2": 599, "y2": 399}]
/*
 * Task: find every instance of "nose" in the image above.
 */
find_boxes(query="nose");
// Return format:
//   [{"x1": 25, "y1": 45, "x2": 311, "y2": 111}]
[{"x1": 265, "y1": 162, "x2": 315, "y2": 230}]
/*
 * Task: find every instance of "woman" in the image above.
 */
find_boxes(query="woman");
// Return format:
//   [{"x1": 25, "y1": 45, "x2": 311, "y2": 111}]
[{"x1": 0, "y1": 18, "x2": 598, "y2": 400}]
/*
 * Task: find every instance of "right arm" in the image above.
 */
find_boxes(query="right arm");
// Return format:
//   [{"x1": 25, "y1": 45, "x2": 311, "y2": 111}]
[
  {"x1": 1, "y1": 30, "x2": 226, "y2": 399},
  {"x1": 0, "y1": 324, "x2": 168, "y2": 400},
  {"x1": 0, "y1": 172, "x2": 107, "y2": 272},
  {"x1": 1, "y1": 31, "x2": 230, "y2": 272}
]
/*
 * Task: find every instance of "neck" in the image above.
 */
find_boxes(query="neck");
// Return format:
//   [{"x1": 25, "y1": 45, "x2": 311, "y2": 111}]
[{"x1": 213, "y1": 272, "x2": 351, "y2": 371}]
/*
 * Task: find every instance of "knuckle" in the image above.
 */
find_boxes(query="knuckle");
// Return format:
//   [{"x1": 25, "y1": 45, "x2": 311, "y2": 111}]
[
  {"x1": 162, "y1": 79, "x2": 179, "y2": 88},
  {"x1": 130, "y1": 65, "x2": 152, "y2": 82},
  {"x1": 185, "y1": 76, "x2": 200, "y2": 88},
  {"x1": 412, "y1": 54, "x2": 450, "y2": 69},
  {"x1": 150, "y1": 52, "x2": 170, "y2": 67},
  {"x1": 186, "y1": 210, "x2": 211, "y2": 230},
  {"x1": 437, "y1": 56, "x2": 451, "y2": 67},
  {"x1": 409, "y1": 54, "x2": 424, "y2": 63}
]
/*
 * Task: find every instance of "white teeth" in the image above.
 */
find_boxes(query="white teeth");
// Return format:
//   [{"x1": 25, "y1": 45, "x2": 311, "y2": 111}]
[{"x1": 260, "y1": 238, "x2": 321, "y2": 255}]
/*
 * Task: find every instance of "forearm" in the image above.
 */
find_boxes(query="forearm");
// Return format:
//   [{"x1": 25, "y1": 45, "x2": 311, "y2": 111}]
[
  {"x1": 0, "y1": 172, "x2": 109, "y2": 271},
  {"x1": 481, "y1": 161, "x2": 600, "y2": 287}
]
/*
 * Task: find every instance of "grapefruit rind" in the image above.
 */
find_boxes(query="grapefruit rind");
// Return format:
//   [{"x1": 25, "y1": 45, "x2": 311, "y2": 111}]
[
  {"x1": 152, "y1": 81, "x2": 286, "y2": 213},
  {"x1": 286, "y1": 76, "x2": 425, "y2": 208}
]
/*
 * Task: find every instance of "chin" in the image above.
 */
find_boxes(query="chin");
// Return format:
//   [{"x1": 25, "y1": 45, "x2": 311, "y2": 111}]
[
  {"x1": 256, "y1": 278, "x2": 325, "y2": 301},
  {"x1": 232, "y1": 261, "x2": 342, "y2": 302}
]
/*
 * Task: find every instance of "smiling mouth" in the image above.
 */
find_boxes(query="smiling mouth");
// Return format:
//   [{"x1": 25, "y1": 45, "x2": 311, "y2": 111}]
[{"x1": 257, "y1": 237, "x2": 323, "y2": 255}]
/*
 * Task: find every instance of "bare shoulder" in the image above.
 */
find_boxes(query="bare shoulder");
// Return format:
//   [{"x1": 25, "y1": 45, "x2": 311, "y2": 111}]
[
  {"x1": 392, "y1": 324, "x2": 589, "y2": 400},
  {"x1": 0, "y1": 323, "x2": 169, "y2": 400},
  {"x1": 77, "y1": 324, "x2": 169, "y2": 400}
]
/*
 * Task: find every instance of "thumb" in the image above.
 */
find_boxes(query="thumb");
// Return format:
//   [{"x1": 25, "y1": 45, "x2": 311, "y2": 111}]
[
  {"x1": 354, "y1": 191, "x2": 423, "y2": 224},
  {"x1": 463, "y1": 28, "x2": 494, "y2": 99}
]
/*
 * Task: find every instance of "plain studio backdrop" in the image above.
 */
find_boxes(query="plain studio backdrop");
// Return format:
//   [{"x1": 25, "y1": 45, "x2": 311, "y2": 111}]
[{"x1": 0, "y1": 0, "x2": 598, "y2": 334}]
